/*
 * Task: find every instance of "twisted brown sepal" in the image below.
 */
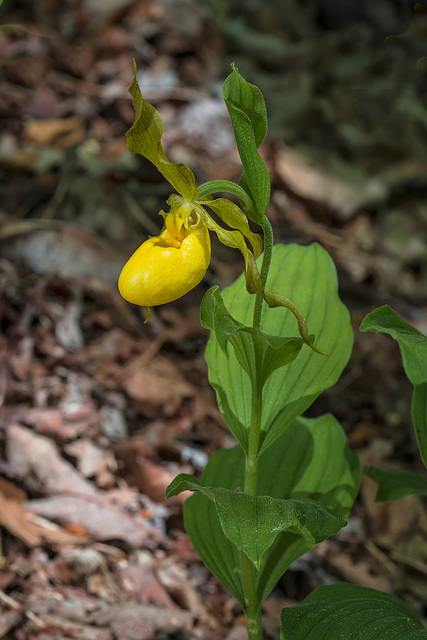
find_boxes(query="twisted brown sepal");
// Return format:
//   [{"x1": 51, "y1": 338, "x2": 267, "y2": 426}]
[{"x1": 263, "y1": 291, "x2": 329, "y2": 356}]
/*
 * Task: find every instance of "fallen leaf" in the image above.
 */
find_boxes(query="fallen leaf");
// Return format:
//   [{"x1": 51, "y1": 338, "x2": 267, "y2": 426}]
[
  {"x1": 116, "y1": 551, "x2": 178, "y2": 609},
  {"x1": 121, "y1": 355, "x2": 193, "y2": 418},
  {"x1": 0, "y1": 494, "x2": 87, "y2": 547},
  {"x1": 25, "y1": 494, "x2": 165, "y2": 547},
  {"x1": 275, "y1": 143, "x2": 387, "y2": 218},
  {"x1": 95, "y1": 603, "x2": 193, "y2": 636},
  {"x1": 24, "y1": 117, "x2": 85, "y2": 148},
  {"x1": 7, "y1": 424, "x2": 97, "y2": 497},
  {"x1": 0, "y1": 494, "x2": 42, "y2": 547},
  {"x1": 0, "y1": 477, "x2": 27, "y2": 502},
  {"x1": 156, "y1": 556, "x2": 218, "y2": 626},
  {"x1": 0, "y1": 609, "x2": 23, "y2": 638},
  {"x1": 0, "y1": 219, "x2": 124, "y2": 287},
  {"x1": 65, "y1": 439, "x2": 117, "y2": 481},
  {"x1": 114, "y1": 439, "x2": 190, "y2": 503}
]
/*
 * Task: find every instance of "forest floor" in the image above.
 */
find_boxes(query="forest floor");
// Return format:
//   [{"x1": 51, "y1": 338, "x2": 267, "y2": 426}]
[{"x1": 1, "y1": 0, "x2": 427, "y2": 638}]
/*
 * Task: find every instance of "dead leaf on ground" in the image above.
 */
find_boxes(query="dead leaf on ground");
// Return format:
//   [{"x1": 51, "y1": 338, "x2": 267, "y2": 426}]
[
  {"x1": 121, "y1": 355, "x2": 194, "y2": 418},
  {"x1": 0, "y1": 493, "x2": 45, "y2": 547},
  {"x1": 274, "y1": 143, "x2": 387, "y2": 218},
  {"x1": 7, "y1": 424, "x2": 98, "y2": 497},
  {"x1": 25, "y1": 494, "x2": 165, "y2": 548},
  {"x1": 114, "y1": 438, "x2": 191, "y2": 503},
  {"x1": 24, "y1": 614, "x2": 112, "y2": 640},
  {"x1": 24, "y1": 118, "x2": 86, "y2": 148},
  {"x1": 115, "y1": 551, "x2": 179, "y2": 609},
  {"x1": 0, "y1": 477, "x2": 27, "y2": 502},
  {"x1": 95, "y1": 603, "x2": 194, "y2": 637},
  {"x1": 325, "y1": 543, "x2": 393, "y2": 593},
  {"x1": 156, "y1": 556, "x2": 218, "y2": 627},
  {"x1": 0, "y1": 609, "x2": 23, "y2": 638},
  {"x1": 0, "y1": 493, "x2": 88, "y2": 548},
  {"x1": 65, "y1": 439, "x2": 117, "y2": 487},
  {"x1": 0, "y1": 220, "x2": 124, "y2": 287}
]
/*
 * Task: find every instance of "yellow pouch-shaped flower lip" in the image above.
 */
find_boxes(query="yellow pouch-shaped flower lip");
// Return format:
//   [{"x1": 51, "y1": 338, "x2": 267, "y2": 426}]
[{"x1": 118, "y1": 204, "x2": 211, "y2": 307}]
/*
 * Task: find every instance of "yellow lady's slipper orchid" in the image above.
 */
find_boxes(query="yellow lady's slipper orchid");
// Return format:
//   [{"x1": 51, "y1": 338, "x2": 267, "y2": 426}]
[
  {"x1": 118, "y1": 202, "x2": 211, "y2": 307},
  {"x1": 119, "y1": 63, "x2": 263, "y2": 311}
]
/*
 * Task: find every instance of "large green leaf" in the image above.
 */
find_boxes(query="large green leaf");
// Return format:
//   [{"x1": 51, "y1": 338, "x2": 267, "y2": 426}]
[
  {"x1": 201, "y1": 287, "x2": 304, "y2": 451},
  {"x1": 365, "y1": 465, "x2": 427, "y2": 501},
  {"x1": 280, "y1": 583, "x2": 427, "y2": 639},
  {"x1": 126, "y1": 60, "x2": 198, "y2": 201},
  {"x1": 183, "y1": 414, "x2": 360, "y2": 608},
  {"x1": 222, "y1": 67, "x2": 270, "y2": 219},
  {"x1": 167, "y1": 474, "x2": 345, "y2": 569},
  {"x1": 360, "y1": 305, "x2": 427, "y2": 467},
  {"x1": 205, "y1": 243, "x2": 353, "y2": 455}
]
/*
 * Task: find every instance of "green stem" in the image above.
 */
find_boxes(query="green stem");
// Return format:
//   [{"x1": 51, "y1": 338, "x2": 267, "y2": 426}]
[
  {"x1": 240, "y1": 380, "x2": 263, "y2": 640},
  {"x1": 240, "y1": 215, "x2": 274, "y2": 639},
  {"x1": 245, "y1": 380, "x2": 262, "y2": 495},
  {"x1": 197, "y1": 181, "x2": 273, "y2": 638},
  {"x1": 253, "y1": 215, "x2": 274, "y2": 331},
  {"x1": 241, "y1": 552, "x2": 263, "y2": 640}
]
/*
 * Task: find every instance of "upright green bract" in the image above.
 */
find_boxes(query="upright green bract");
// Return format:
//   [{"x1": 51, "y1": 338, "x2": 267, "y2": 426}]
[{"x1": 222, "y1": 66, "x2": 270, "y2": 221}]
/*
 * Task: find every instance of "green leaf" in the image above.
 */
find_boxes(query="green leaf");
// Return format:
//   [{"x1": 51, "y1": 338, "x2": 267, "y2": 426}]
[
  {"x1": 230, "y1": 330, "x2": 304, "y2": 391},
  {"x1": 205, "y1": 243, "x2": 353, "y2": 455},
  {"x1": 365, "y1": 465, "x2": 427, "y2": 501},
  {"x1": 126, "y1": 60, "x2": 198, "y2": 201},
  {"x1": 222, "y1": 67, "x2": 270, "y2": 219},
  {"x1": 167, "y1": 474, "x2": 345, "y2": 569},
  {"x1": 360, "y1": 305, "x2": 427, "y2": 384},
  {"x1": 183, "y1": 414, "x2": 360, "y2": 607},
  {"x1": 413, "y1": 382, "x2": 427, "y2": 466},
  {"x1": 201, "y1": 285, "x2": 242, "y2": 353},
  {"x1": 280, "y1": 583, "x2": 427, "y2": 639},
  {"x1": 360, "y1": 305, "x2": 427, "y2": 467},
  {"x1": 201, "y1": 286, "x2": 303, "y2": 449}
]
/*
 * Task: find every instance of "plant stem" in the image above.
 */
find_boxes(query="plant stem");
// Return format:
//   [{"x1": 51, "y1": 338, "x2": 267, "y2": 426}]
[
  {"x1": 245, "y1": 381, "x2": 262, "y2": 495},
  {"x1": 253, "y1": 216, "x2": 274, "y2": 331},
  {"x1": 240, "y1": 381, "x2": 263, "y2": 639},
  {"x1": 240, "y1": 215, "x2": 274, "y2": 639},
  {"x1": 241, "y1": 552, "x2": 263, "y2": 640}
]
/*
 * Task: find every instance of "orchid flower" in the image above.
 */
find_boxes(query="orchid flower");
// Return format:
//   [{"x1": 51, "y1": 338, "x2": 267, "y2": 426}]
[{"x1": 118, "y1": 61, "x2": 263, "y2": 314}]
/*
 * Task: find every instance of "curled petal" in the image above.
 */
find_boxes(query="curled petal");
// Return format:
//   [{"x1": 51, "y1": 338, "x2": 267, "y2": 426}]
[
  {"x1": 201, "y1": 210, "x2": 263, "y2": 296},
  {"x1": 263, "y1": 291, "x2": 328, "y2": 356},
  {"x1": 198, "y1": 197, "x2": 263, "y2": 258}
]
